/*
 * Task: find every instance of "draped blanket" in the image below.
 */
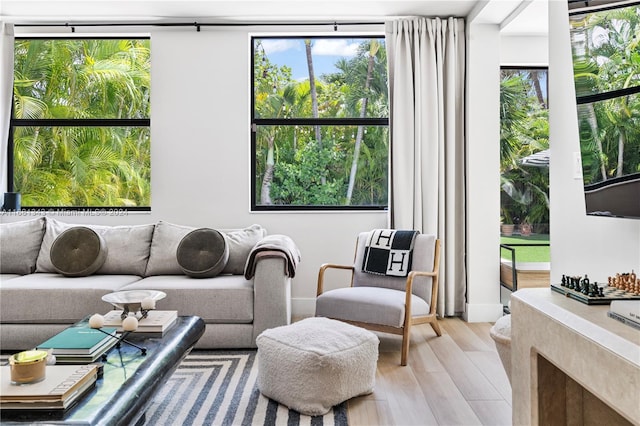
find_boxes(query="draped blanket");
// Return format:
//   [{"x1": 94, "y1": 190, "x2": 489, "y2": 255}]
[
  {"x1": 362, "y1": 229, "x2": 418, "y2": 277},
  {"x1": 244, "y1": 235, "x2": 301, "y2": 279}
]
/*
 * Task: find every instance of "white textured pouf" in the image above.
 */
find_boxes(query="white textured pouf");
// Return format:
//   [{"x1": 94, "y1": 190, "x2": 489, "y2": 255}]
[
  {"x1": 490, "y1": 314, "x2": 512, "y2": 383},
  {"x1": 256, "y1": 317, "x2": 379, "y2": 416}
]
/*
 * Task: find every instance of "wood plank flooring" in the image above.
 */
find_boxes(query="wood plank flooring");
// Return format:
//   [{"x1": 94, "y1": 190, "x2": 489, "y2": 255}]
[{"x1": 347, "y1": 317, "x2": 512, "y2": 426}]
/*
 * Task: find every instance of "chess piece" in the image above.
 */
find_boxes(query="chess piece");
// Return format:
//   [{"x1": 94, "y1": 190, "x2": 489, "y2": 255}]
[{"x1": 561, "y1": 275, "x2": 566, "y2": 286}]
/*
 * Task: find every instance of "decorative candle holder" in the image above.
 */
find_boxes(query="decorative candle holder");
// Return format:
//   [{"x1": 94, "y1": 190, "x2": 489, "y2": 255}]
[{"x1": 9, "y1": 350, "x2": 48, "y2": 384}]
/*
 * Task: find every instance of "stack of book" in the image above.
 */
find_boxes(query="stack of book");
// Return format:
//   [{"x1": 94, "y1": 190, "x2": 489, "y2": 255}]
[
  {"x1": 1, "y1": 364, "x2": 98, "y2": 410},
  {"x1": 608, "y1": 300, "x2": 640, "y2": 330},
  {"x1": 37, "y1": 325, "x2": 118, "y2": 364},
  {"x1": 101, "y1": 310, "x2": 178, "y2": 334}
]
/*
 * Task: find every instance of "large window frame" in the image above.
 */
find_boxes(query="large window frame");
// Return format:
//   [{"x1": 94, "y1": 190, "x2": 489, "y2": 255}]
[
  {"x1": 8, "y1": 36, "x2": 151, "y2": 212},
  {"x1": 250, "y1": 35, "x2": 389, "y2": 211}
]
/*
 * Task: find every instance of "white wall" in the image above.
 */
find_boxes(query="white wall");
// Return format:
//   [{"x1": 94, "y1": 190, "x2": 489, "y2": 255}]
[
  {"x1": 549, "y1": 2, "x2": 640, "y2": 282},
  {"x1": 0, "y1": 26, "x2": 388, "y2": 317},
  {"x1": 3, "y1": 20, "x2": 601, "y2": 322},
  {"x1": 500, "y1": 35, "x2": 548, "y2": 66},
  {"x1": 465, "y1": 23, "x2": 504, "y2": 322}
]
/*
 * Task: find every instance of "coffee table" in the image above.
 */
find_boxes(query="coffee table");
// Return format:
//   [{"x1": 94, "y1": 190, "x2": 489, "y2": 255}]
[{"x1": 1, "y1": 315, "x2": 205, "y2": 425}]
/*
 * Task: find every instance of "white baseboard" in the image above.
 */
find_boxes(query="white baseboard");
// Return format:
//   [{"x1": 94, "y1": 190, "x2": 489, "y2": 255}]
[
  {"x1": 292, "y1": 298, "x2": 316, "y2": 319},
  {"x1": 463, "y1": 303, "x2": 504, "y2": 322}
]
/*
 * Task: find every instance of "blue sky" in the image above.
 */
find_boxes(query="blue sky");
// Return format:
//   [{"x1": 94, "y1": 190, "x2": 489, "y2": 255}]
[{"x1": 259, "y1": 38, "x2": 370, "y2": 81}]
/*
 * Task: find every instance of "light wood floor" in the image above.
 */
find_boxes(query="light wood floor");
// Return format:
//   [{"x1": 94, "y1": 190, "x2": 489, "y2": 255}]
[{"x1": 347, "y1": 317, "x2": 512, "y2": 426}]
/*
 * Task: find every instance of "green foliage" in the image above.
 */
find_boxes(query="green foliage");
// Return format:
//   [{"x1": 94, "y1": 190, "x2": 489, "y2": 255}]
[
  {"x1": 12, "y1": 38, "x2": 151, "y2": 207},
  {"x1": 253, "y1": 38, "x2": 388, "y2": 207},
  {"x1": 500, "y1": 69, "x2": 549, "y2": 226},
  {"x1": 571, "y1": 7, "x2": 640, "y2": 185},
  {"x1": 272, "y1": 142, "x2": 346, "y2": 205}
]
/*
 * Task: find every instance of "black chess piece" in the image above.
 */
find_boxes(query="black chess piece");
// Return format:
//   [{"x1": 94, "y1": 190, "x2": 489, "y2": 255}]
[
  {"x1": 582, "y1": 281, "x2": 589, "y2": 295},
  {"x1": 598, "y1": 286, "x2": 605, "y2": 297},
  {"x1": 588, "y1": 283, "x2": 597, "y2": 297},
  {"x1": 561, "y1": 274, "x2": 567, "y2": 286}
]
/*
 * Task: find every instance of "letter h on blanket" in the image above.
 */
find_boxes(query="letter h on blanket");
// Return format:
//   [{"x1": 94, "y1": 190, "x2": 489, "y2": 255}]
[{"x1": 362, "y1": 229, "x2": 418, "y2": 277}]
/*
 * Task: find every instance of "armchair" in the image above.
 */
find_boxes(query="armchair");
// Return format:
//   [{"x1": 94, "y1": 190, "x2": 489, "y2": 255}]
[{"x1": 315, "y1": 231, "x2": 441, "y2": 366}]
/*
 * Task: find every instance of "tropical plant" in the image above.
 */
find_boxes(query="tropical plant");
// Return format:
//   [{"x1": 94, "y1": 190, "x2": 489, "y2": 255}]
[
  {"x1": 500, "y1": 69, "x2": 550, "y2": 229},
  {"x1": 571, "y1": 6, "x2": 640, "y2": 186},
  {"x1": 253, "y1": 37, "x2": 389, "y2": 208},
  {"x1": 12, "y1": 38, "x2": 151, "y2": 207}
]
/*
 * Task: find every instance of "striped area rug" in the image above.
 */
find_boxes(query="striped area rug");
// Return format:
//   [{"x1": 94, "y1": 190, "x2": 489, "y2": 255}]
[
  {"x1": 0, "y1": 351, "x2": 347, "y2": 425},
  {"x1": 144, "y1": 350, "x2": 348, "y2": 426}
]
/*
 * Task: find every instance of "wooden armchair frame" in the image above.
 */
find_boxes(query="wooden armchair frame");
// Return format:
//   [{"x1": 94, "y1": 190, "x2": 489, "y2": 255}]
[{"x1": 317, "y1": 238, "x2": 442, "y2": 366}]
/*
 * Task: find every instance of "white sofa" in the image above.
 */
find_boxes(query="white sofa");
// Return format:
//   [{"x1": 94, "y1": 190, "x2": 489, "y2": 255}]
[{"x1": 0, "y1": 217, "x2": 298, "y2": 350}]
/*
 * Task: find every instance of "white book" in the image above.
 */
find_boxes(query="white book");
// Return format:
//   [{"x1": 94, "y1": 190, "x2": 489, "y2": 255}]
[
  {"x1": 608, "y1": 300, "x2": 640, "y2": 329},
  {"x1": 102, "y1": 310, "x2": 178, "y2": 333}
]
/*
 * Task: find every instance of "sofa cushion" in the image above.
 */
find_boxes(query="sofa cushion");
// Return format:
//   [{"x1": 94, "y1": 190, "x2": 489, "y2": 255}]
[
  {"x1": 145, "y1": 222, "x2": 266, "y2": 276},
  {"x1": 177, "y1": 228, "x2": 229, "y2": 278},
  {"x1": 0, "y1": 217, "x2": 45, "y2": 275},
  {"x1": 50, "y1": 227, "x2": 108, "y2": 277},
  {"x1": 0, "y1": 273, "x2": 142, "y2": 323},
  {"x1": 119, "y1": 275, "x2": 254, "y2": 323},
  {"x1": 36, "y1": 218, "x2": 154, "y2": 276},
  {"x1": 222, "y1": 224, "x2": 267, "y2": 275},
  {"x1": 145, "y1": 221, "x2": 193, "y2": 276}
]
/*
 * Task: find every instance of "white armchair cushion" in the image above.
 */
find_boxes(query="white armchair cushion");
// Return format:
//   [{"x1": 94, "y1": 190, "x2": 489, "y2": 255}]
[{"x1": 315, "y1": 286, "x2": 429, "y2": 328}]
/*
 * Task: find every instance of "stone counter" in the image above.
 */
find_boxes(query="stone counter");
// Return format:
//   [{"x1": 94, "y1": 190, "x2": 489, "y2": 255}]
[{"x1": 511, "y1": 288, "x2": 640, "y2": 425}]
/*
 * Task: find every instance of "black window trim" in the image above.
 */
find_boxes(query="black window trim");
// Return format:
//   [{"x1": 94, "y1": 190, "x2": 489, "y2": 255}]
[
  {"x1": 251, "y1": 34, "x2": 389, "y2": 212},
  {"x1": 8, "y1": 35, "x2": 151, "y2": 212}
]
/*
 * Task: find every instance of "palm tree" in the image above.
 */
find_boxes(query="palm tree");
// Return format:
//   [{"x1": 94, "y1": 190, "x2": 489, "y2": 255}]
[
  {"x1": 345, "y1": 40, "x2": 379, "y2": 205},
  {"x1": 12, "y1": 38, "x2": 151, "y2": 207}
]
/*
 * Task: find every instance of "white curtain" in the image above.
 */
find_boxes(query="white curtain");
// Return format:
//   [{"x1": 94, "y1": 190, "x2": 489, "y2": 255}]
[
  {"x1": 0, "y1": 22, "x2": 14, "y2": 195},
  {"x1": 386, "y1": 17, "x2": 466, "y2": 316}
]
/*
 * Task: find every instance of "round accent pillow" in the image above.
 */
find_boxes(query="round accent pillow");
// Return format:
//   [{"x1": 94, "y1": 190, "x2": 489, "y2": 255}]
[
  {"x1": 50, "y1": 227, "x2": 107, "y2": 277},
  {"x1": 177, "y1": 228, "x2": 229, "y2": 278}
]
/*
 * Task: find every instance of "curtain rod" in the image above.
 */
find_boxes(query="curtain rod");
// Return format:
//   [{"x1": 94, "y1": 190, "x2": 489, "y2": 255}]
[{"x1": 14, "y1": 21, "x2": 386, "y2": 32}]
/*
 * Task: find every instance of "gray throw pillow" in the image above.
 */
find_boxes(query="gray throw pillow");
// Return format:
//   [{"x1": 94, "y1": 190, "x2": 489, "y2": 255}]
[
  {"x1": 221, "y1": 224, "x2": 266, "y2": 275},
  {"x1": 145, "y1": 222, "x2": 266, "y2": 276},
  {"x1": 0, "y1": 217, "x2": 46, "y2": 274},
  {"x1": 145, "y1": 221, "x2": 194, "y2": 276},
  {"x1": 36, "y1": 218, "x2": 154, "y2": 276},
  {"x1": 177, "y1": 228, "x2": 229, "y2": 278},
  {"x1": 50, "y1": 227, "x2": 107, "y2": 277}
]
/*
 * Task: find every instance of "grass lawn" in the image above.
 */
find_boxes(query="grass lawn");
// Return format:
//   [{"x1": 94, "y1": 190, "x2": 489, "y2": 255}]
[{"x1": 500, "y1": 234, "x2": 550, "y2": 263}]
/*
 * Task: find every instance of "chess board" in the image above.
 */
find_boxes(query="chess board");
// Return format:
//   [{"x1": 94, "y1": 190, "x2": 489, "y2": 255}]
[{"x1": 551, "y1": 283, "x2": 640, "y2": 305}]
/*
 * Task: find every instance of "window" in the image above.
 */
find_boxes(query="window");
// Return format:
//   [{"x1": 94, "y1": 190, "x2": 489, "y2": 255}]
[
  {"x1": 9, "y1": 37, "x2": 151, "y2": 210},
  {"x1": 251, "y1": 36, "x2": 389, "y2": 210},
  {"x1": 569, "y1": 3, "x2": 640, "y2": 218},
  {"x1": 499, "y1": 67, "x2": 549, "y2": 235}
]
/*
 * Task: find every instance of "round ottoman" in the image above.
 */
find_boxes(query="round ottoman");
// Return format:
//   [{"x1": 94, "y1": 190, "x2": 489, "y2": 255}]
[
  {"x1": 490, "y1": 314, "x2": 512, "y2": 383},
  {"x1": 256, "y1": 317, "x2": 379, "y2": 416}
]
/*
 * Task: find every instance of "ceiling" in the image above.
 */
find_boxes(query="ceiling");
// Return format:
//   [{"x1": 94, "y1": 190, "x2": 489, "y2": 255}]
[{"x1": 0, "y1": 0, "x2": 548, "y2": 35}]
